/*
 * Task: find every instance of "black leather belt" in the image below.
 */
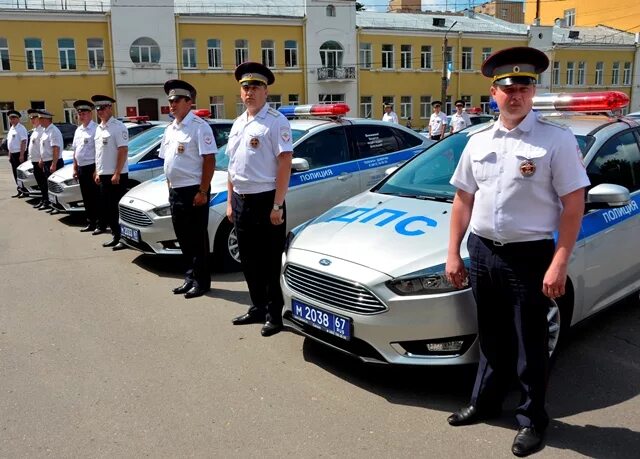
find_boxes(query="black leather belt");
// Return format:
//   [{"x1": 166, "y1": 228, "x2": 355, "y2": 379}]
[{"x1": 475, "y1": 234, "x2": 553, "y2": 248}]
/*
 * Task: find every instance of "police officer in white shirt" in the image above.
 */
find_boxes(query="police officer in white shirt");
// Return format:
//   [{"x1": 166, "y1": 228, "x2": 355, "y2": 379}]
[
  {"x1": 91, "y1": 94, "x2": 129, "y2": 250},
  {"x1": 72, "y1": 100, "x2": 100, "y2": 232},
  {"x1": 449, "y1": 99, "x2": 471, "y2": 134},
  {"x1": 159, "y1": 79, "x2": 217, "y2": 299},
  {"x1": 6, "y1": 110, "x2": 28, "y2": 198},
  {"x1": 227, "y1": 62, "x2": 293, "y2": 337},
  {"x1": 445, "y1": 47, "x2": 590, "y2": 457},
  {"x1": 27, "y1": 109, "x2": 47, "y2": 207},
  {"x1": 381, "y1": 104, "x2": 399, "y2": 123},
  {"x1": 37, "y1": 110, "x2": 64, "y2": 212},
  {"x1": 428, "y1": 101, "x2": 447, "y2": 140}
]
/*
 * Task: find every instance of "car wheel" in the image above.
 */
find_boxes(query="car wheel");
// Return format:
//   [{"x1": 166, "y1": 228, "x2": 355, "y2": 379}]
[
  {"x1": 213, "y1": 220, "x2": 242, "y2": 272},
  {"x1": 548, "y1": 284, "x2": 573, "y2": 363}
]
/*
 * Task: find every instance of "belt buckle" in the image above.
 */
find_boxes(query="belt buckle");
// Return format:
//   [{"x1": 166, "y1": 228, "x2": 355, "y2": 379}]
[{"x1": 493, "y1": 240, "x2": 505, "y2": 247}]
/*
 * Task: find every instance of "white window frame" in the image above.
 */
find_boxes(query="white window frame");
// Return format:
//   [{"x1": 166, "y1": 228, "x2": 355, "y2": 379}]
[
  {"x1": 360, "y1": 96, "x2": 372, "y2": 118},
  {"x1": 420, "y1": 95, "x2": 431, "y2": 119},
  {"x1": 87, "y1": 38, "x2": 104, "y2": 70},
  {"x1": 236, "y1": 96, "x2": 245, "y2": 117},
  {"x1": 420, "y1": 45, "x2": 431, "y2": 70},
  {"x1": 288, "y1": 94, "x2": 299, "y2": 105},
  {"x1": 209, "y1": 96, "x2": 224, "y2": 119},
  {"x1": 182, "y1": 39, "x2": 197, "y2": 69},
  {"x1": 595, "y1": 62, "x2": 603, "y2": 85},
  {"x1": 577, "y1": 61, "x2": 585, "y2": 86},
  {"x1": 130, "y1": 37, "x2": 160, "y2": 64},
  {"x1": 261, "y1": 40, "x2": 275, "y2": 68},
  {"x1": 207, "y1": 39, "x2": 222, "y2": 69},
  {"x1": 0, "y1": 38, "x2": 10, "y2": 71},
  {"x1": 482, "y1": 47, "x2": 492, "y2": 62},
  {"x1": 235, "y1": 39, "x2": 248, "y2": 67},
  {"x1": 400, "y1": 44, "x2": 412, "y2": 69},
  {"x1": 58, "y1": 38, "x2": 76, "y2": 70},
  {"x1": 552, "y1": 61, "x2": 560, "y2": 86},
  {"x1": 319, "y1": 94, "x2": 345, "y2": 104},
  {"x1": 284, "y1": 40, "x2": 298, "y2": 68},
  {"x1": 381, "y1": 44, "x2": 394, "y2": 69},
  {"x1": 461, "y1": 47, "x2": 472, "y2": 71},
  {"x1": 611, "y1": 61, "x2": 620, "y2": 85},
  {"x1": 400, "y1": 96, "x2": 412, "y2": 119},
  {"x1": 564, "y1": 8, "x2": 576, "y2": 27},
  {"x1": 25, "y1": 38, "x2": 43, "y2": 71},
  {"x1": 480, "y1": 95, "x2": 490, "y2": 114},
  {"x1": 360, "y1": 43, "x2": 372, "y2": 69},
  {"x1": 267, "y1": 95, "x2": 282, "y2": 109},
  {"x1": 566, "y1": 61, "x2": 574, "y2": 86},
  {"x1": 326, "y1": 5, "x2": 336, "y2": 17},
  {"x1": 623, "y1": 62, "x2": 632, "y2": 85}
]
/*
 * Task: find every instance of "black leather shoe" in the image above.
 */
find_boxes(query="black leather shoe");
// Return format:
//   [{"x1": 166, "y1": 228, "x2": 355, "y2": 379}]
[
  {"x1": 511, "y1": 426, "x2": 544, "y2": 457},
  {"x1": 38, "y1": 203, "x2": 51, "y2": 211},
  {"x1": 261, "y1": 321, "x2": 283, "y2": 337},
  {"x1": 172, "y1": 281, "x2": 193, "y2": 295},
  {"x1": 447, "y1": 405, "x2": 501, "y2": 426},
  {"x1": 92, "y1": 228, "x2": 106, "y2": 236},
  {"x1": 102, "y1": 238, "x2": 120, "y2": 248},
  {"x1": 80, "y1": 225, "x2": 96, "y2": 232},
  {"x1": 49, "y1": 209, "x2": 60, "y2": 215},
  {"x1": 111, "y1": 242, "x2": 127, "y2": 251},
  {"x1": 232, "y1": 312, "x2": 265, "y2": 326},
  {"x1": 32, "y1": 201, "x2": 43, "y2": 209},
  {"x1": 184, "y1": 286, "x2": 210, "y2": 299},
  {"x1": 11, "y1": 192, "x2": 21, "y2": 198},
  {"x1": 18, "y1": 191, "x2": 27, "y2": 198}
]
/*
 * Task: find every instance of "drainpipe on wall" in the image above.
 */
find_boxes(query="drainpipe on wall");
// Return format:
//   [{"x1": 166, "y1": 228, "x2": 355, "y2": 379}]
[
  {"x1": 174, "y1": 13, "x2": 181, "y2": 81},
  {"x1": 302, "y1": 15, "x2": 308, "y2": 105},
  {"x1": 106, "y1": 11, "x2": 117, "y2": 115}
]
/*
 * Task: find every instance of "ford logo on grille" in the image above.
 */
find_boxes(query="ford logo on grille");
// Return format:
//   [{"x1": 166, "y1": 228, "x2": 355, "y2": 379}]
[
  {"x1": 129, "y1": 200, "x2": 134, "y2": 204},
  {"x1": 319, "y1": 258, "x2": 331, "y2": 266}
]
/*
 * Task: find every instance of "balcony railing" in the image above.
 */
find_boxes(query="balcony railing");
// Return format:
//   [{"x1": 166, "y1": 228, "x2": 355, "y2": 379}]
[{"x1": 317, "y1": 66, "x2": 356, "y2": 81}]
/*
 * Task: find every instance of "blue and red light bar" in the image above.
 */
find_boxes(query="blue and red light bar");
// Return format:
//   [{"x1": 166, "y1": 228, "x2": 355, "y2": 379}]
[
  {"x1": 278, "y1": 103, "x2": 350, "y2": 118},
  {"x1": 533, "y1": 91, "x2": 629, "y2": 112}
]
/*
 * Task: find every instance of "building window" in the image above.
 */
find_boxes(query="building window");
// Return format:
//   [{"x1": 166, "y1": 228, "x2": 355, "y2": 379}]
[
  {"x1": 1, "y1": 101, "x2": 16, "y2": 131},
  {"x1": 235, "y1": 39, "x2": 248, "y2": 66},
  {"x1": 420, "y1": 95, "x2": 431, "y2": 119},
  {"x1": 57, "y1": 38, "x2": 76, "y2": 70},
  {"x1": 445, "y1": 46, "x2": 453, "y2": 67},
  {"x1": 381, "y1": 44, "x2": 393, "y2": 69},
  {"x1": 182, "y1": 39, "x2": 196, "y2": 68},
  {"x1": 207, "y1": 39, "x2": 222, "y2": 69},
  {"x1": 31, "y1": 100, "x2": 45, "y2": 110},
  {"x1": 209, "y1": 96, "x2": 224, "y2": 119},
  {"x1": 400, "y1": 96, "x2": 412, "y2": 119},
  {"x1": 420, "y1": 45, "x2": 431, "y2": 69},
  {"x1": 267, "y1": 95, "x2": 282, "y2": 109},
  {"x1": 500, "y1": 8, "x2": 508, "y2": 18},
  {"x1": 261, "y1": 40, "x2": 275, "y2": 68},
  {"x1": 288, "y1": 94, "x2": 299, "y2": 105},
  {"x1": 566, "y1": 61, "x2": 574, "y2": 85},
  {"x1": 623, "y1": 62, "x2": 632, "y2": 85},
  {"x1": 461, "y1": 47, "x2": 472, "y2": 71},
  {"x1": 595, "y1": 61, "x2": 603, "y2": 85},
  {"x1": 552, "y1": 61, "x2": 560, "y2": 86},
  {"x1": 0, "y1": 38, "x2": 10, "y2": 71},
  {"x1": 285, "y1": 40, "x2": 298, "y2": 67},
  {"x1": 564, "y1": 8, "x2": 575, "y2": 27},
  {"x1": 359, "y1": 43, "x2": 372, "y2": 69},
  {"x1": 25, "y1": 38, "x2": 44, "y2": 70},
  {"x1": 236, "y1": 96, "x2": 245, "y2": 116},
  {"x1": 130, "y1": 37, "x2": 160, "y2": 64},
  {"x1": 87, "y1": 38, "x2": 104, "y2": 70},
  {"x1": 319, "y1": 94, "x2": 345, "y2": 104},
  {"x1": 63, "y1": 100, "x2": 76, "y2": 124},
  {"x1": 400, "y1": 44, "x2": 412, "y2": 69},
  {"x1": 360, "y1": 96, "x2": 372, "y2": 118},
  {"x1": 480, "y1": 95, "x2": 490, "y2": 114},
  {"x1": 482, "y1": 47, "x2": 492, "y2": 62},
  {"x1": 320, "y1": 41, "x2": 343, "y2": 68},
  {"x1": 577, "y1": 61, "x2": 585, "y2": 85},
  {"x1": 610, "y1": 61, "x2": 620, "y2": 85},
  {"x1": 326, "y1": 5, "x2": 336, "y2": 17}
]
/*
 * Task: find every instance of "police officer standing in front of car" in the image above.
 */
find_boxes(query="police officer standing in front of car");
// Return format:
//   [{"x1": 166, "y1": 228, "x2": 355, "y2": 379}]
[
  {"x1": 428, "y1": 100, "x2": 447, "y2": 140},
  {"x1": 227, "y1": 62, "x2": 293, "y2": 337},
  {"x1": 445, "y1": 47, "x2": 590, "y2": 457},
  {"x1": 6, "y1": 110, "x2": 28, "y2": 198},
  {"x1": 160, "y1": 79, "x2": 217, "y2": 299},
  {"x1": 27, "y1": 109, "x2": 47, "y2": 208},
  {"x1": 91, "y1": 94, "x2": 129, "y2": 250},
  {"x1": 37, "y1": 110, "x2": 64, "y2": 212},
  {"x1": 72, "y1": 99, "x2": 100, "y2": 232}
]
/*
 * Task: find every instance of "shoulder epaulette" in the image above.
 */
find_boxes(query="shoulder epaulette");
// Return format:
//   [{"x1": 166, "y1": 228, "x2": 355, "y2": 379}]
[
  {"x1": 267, "y1": 107, "x2": 279, "y2": 117},
  {"x1": 536, "y1": 114, "x2": 569, "y2": 130},
  {"x1": 193, "y1": 117, "x2": 204, "y2": 124}
]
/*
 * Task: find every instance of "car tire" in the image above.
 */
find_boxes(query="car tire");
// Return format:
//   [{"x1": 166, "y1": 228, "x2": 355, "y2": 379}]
[
  {"x1": 548, "y1": 280, "x2": 574, "y2": 364},
  {"x1": 213, "y1": 219, "x2": 242, "y2": 273}
]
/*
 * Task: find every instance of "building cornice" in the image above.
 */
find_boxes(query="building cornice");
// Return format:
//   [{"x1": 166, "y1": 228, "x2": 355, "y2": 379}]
[
  {"x1": 0, "y1": 70, "x2": 110, "y2": 77},
  {"x1": 176, "y1": 15, "x2": 303, "y2": 27},
  {"x1": 358, "y1": 28, "x2": 526, "y2": 41},
  {"x1": 0, "y1": 10, "x2": 107, "y2": 22}
]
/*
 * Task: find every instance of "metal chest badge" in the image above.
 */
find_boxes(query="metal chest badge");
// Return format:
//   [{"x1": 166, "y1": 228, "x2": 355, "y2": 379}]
[
  {"x1": 177, "y1": 143, "x2": 185, "y2": 154},
  {"x1": 520, "y1": 159, "x2": 536, "y2": 177},
  {"x1": 249, "y1": 137, "x2": 260, "y2": 149}
]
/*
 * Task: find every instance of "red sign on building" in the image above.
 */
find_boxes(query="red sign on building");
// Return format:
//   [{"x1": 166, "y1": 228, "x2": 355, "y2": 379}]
[{"x1": 126, "y1": 106, "x2": 137, "y2": 117}]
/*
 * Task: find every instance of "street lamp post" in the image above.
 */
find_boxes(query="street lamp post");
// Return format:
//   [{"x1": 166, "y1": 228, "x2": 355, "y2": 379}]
[{"x1": 441, "y1": 21, "x2": 458, "y2": 113}]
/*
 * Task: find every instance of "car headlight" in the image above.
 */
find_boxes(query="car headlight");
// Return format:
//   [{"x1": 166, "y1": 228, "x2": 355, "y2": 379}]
[
  {"x1": 63, "y1": 178, "x2": 79, "y2": 186},
  {"x1": 284, "y1": 218, "x2": 315, "y2": 255},
  {"x1": 386, "y1": 260, "x2": 470, "y2": 296},
  {"x1": 151, "y1": 205, "x2": 172, "y2": 217}
]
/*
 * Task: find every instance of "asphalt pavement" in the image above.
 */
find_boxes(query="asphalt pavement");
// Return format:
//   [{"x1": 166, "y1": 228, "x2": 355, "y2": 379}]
[{"x1": 1, "y1": 160, "x2": 639, "y2": 458}]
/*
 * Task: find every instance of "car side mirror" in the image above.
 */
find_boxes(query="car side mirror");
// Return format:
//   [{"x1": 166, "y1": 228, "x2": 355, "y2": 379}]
[
  {"x1": 292, "y1": 157, "x2": 310, "y2": 172},
  {"x1": 586, "y1": 183, "x2": 630, "y2": 209}
]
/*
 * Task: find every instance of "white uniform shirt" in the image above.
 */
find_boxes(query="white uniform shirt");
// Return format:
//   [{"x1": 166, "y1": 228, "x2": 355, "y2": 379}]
[
  {"x1": 95, "y1": 117, "x2": 129, "y2": 175},
  {"x1": 7, "y1": 123, "x2": 28, "y2": 153},
  {"x1": 72, "y1": 120, "x2": 97, "y2": 167},
  {"x1": 39, "y1": 123, "x2": 63, "y2": 162},
  {"x1": 227, "y1": 103, "x2": 293, "y2": 195},
  {"x1": 382, "y1": 111, "x2": 399, "y2": 124},
  {"x1": 450, "y1": 112, "x2": 471, "y2": 133},
  {"x1": 429, "y1": 112, "x2": 447, "y2": 136},
  {"x1": 28, "y1": 126, "x2": 44, "y2": 162},
  {"x1": 159, "y1": 111, "x2": 217, "y2": 188},
  {"x1": 450, "y1": 110, "x2": 590, "y2": 243}
]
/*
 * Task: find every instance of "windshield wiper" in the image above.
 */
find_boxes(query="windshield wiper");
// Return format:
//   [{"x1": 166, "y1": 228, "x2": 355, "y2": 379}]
[{"x1": 414, "y1": 195, "x2": 453, "y2": 203}]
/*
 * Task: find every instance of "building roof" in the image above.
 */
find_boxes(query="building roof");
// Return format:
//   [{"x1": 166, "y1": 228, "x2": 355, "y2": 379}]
[{"x1": 552, "y1": 25, "x2": 637, "y2": 46}]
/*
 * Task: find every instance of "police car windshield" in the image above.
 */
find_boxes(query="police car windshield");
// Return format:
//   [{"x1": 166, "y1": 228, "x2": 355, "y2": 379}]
[{"x1": 127, "y1": 125, "x2": 165, "y2": 157}]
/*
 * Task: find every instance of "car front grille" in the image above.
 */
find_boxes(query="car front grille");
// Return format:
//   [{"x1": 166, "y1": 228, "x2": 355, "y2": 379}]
[
  {"x1": 284, "y1": 264, "x2": 386, "y2": 314},
  {"x1": 48, "y1": 181, "x2": 63, "y2": 194},
  {"x1": 17, "y1": 170, "x2": 28, "y2": 179},
  {"x1": 118, "y1": 205, "x2": 153, "y2": 227}
]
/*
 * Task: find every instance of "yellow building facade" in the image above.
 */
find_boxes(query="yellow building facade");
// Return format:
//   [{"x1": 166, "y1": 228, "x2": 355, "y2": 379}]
[{"x1": 525, "y1": 0, "x2": 640, "y2": 32}]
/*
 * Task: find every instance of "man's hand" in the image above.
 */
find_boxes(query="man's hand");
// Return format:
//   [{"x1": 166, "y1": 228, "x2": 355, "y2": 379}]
[
  {"x1": 446, "y1": 253, "x2": 468, "y2": 289},
  {"x1": 193, "y1": 192, "x2": 207, "y2": 207},
  {"x1": 50, "y1": 162, "x2": 57, "y2": 173},
  {"x1": 94, "y1": 174, "x2": 100, "y2": 185},
  {"x1": 73, "y1": 168, "x2": 78, "y2": 179},
  {"x1": 270, "y1": 208, "x2": 284, "y2": 225},
  {"x1": 19, "y1": 154, "x2": 24, "y2": 163},
  {"x1": 111, "y1": 172, "x2": 120, "y2": 185},
  {"x1": 226, "y1": 203, "x2": 233, "y2": 223},
  {"x1": 542, "y1": 262, "x2": 567, "y2": 299}
]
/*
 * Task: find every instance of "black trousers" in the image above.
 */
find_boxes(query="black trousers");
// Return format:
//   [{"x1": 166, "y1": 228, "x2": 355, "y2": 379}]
[
  {"x1": 9, "y1": 152, "x2": 23, "y2": 192},
  {"x1": 231, "y1": 189, "x2": 286, "y2": 323},
  {"x1": 169, "y1": 185, "x2": 211, "y2": 290},
  {"x1": 98, "y1": 173, "x2": 127, "y2": 237},
  {"x1": 78, "y1": 163, "x2": 100, "y2": 227},
  {"x1": 42, "y1": 158, "x2": 64, "y2": 204},
  {"x1": 467, "y1": 233, "x2": 555, "y2": 430},
  {"x1": 31, "y1": 161, "x2": 47, "y2": 200}
]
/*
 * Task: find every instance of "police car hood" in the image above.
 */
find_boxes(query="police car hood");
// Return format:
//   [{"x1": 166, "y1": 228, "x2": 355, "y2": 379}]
[
  {"x1": 290, "y1": 191, "x2": 463, "y2": 278},
  {"x1": 49, "y1": 163, "x2": 74, "y2": 182},
  {"x1": 123, "y1": 171, "x2": 230, "y2": 208}
]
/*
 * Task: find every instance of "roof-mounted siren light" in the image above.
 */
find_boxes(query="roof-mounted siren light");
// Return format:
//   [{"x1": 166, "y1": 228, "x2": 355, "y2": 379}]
[
  {"x1": 532, "y1": 91, "x2": 629, "y2": 112},
  {"x1": 192, "y1": 108, "x2": 211, "y2": 118},
  {"x1": 278, "y1": 103, "x2": 350, "y2": 118}
]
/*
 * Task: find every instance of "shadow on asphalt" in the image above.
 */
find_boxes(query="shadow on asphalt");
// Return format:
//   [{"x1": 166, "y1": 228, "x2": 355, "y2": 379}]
[{"x1": 301, "y1": 294, "x2": 640, "y2": 458}]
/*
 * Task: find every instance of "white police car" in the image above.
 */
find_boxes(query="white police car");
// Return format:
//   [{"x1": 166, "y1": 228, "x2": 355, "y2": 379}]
[
  {"x1": 281, "y1": 92, "x2": 640, "y2": 365},
  {"x1": 117, "y1": 104, "x2": 433, "y2": 270}
]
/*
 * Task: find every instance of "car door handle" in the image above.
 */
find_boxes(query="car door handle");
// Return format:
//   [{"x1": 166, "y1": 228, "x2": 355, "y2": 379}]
[{"x1": 337, "y1": 172, "x2": 353, "y2": 181}]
